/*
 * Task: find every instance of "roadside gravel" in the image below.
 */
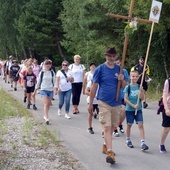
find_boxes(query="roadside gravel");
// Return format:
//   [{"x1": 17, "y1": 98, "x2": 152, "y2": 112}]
[{"x1": 0, "y1": 116, "x2": 86, "y2": 170}]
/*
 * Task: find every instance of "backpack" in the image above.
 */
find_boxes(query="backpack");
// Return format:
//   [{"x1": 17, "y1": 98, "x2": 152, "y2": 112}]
[
  {"x1": 157, "y1": 79, "x2": 170, "y2": 115},
  {"x1": 39, "y1": 70, "x2": 54, "y2": 87},
  {"x1": 127, "y1": 84, "x2": 140, "y2": 96}
]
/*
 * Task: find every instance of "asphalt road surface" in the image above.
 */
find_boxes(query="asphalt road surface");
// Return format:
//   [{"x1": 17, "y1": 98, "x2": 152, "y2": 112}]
[{"x1": 1, "y1": 77, "x2": 170, "y2": 170}]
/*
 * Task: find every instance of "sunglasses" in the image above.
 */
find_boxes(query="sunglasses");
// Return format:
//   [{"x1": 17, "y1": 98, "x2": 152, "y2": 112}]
[
  {"x1": 45, "y1": 62, "x2": 52, "y2": 65},
  {"x1": 62, "y1": 64, "x2": 68, "y2": 66}
]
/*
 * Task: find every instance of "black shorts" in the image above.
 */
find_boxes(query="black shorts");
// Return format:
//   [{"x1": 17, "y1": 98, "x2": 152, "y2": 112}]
[
  {"x1": 93, "y1": 104, "x2": 99, "y2": 114},
  {"x1": 26, "y1": 86, "x2": 35, "y2": 93},
  {"x1": 137, "y1": 81, "x2": 148, "y2": 91},
  {"x1": 162, "y1": 110, "x2": 170, "y2": 127}
]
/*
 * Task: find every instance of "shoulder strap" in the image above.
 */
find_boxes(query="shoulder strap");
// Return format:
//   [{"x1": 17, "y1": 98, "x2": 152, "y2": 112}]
[
  {"x1": 51, "y1": 70, "x2": 54, "y2": 86},
  {"x1": 39, "y1": 71, "x2": 44, "y2": 86},
  {"x1": 60, "y1": 69, "x2": 67, "y2": 78},
  {"x1": 60, "y1": 69, "x2": 68, "y2": 82},
  {"x1": 127, "y1": 85, "x2": 130, "y2": 96}
]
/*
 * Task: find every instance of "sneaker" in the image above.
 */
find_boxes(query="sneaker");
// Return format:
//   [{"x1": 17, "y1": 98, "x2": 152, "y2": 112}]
[
  {"x1": 33, "y1": 105, "x2": 37, "y2": 110},
  {"x1": 113, "y1": 130, "x2": 119, "y2": 137},
  {"x1": 27, "y1": 104, "x2": 30, "y2": 109},
  {"x1": 87, "y1": 127, "x2": 94, "y2": 134},
  {"x1": 11, "y1": 84, "x2": 13, "y2": 88},
  {"x1": 145, "y1": 78, "x2": 152, "y2": 83},
  {"x1": 143, "y1": 102, "x2": 148, "y2": 108},
  {"x1": 14, "y1": 87, "x2": 17, "y2": 91},
  {"x1": 119, "y1": 125, "x2": 124, "y2": 134},
  {"x1": 102, "y1": 131, "x2": 104, "y2": 138},
  {"x1": 58, "y1": 109, "x2": 61, "y2": 116},
  {"x1": 106, "y1": 150, "x2": 115, "y2": 164},
  {"x1": 141, "y1": 143, "x2": 149, "y2": 151},
  {"x1": 65, "y1": 114, "x2": 71, "y2": 119},
  {"x1": 43, "y1": 116, "x2": 49, "y2": 125},
  {"x1": 126, "y1": 140, "x2": 134, "y2": 148},
  {"x1": 159, "y1": 145, "x2": 166, "y2": 153},
  {"x1": 23, "y1": 97, "x2": 27, "y2": 103},
  {"x1": 94, "y1": 114, "x2": 97, "y2": 119}
]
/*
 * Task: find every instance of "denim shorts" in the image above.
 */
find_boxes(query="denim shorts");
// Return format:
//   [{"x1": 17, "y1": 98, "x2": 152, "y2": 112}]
[
  {"x1": 126, "y1": 110, "x2": 143, "y2": 125},
  {"x1": 40, "y1": 90, "x2": 53, "y2": 98}
]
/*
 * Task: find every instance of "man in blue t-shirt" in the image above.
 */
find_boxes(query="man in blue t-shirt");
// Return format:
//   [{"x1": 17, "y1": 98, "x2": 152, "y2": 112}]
[{"x1": 88, "y1": 47, "x2": 126, "y2": 164}]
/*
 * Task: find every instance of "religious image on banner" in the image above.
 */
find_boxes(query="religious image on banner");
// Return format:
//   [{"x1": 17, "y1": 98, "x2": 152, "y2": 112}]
[{"x1": 149, "y1": 0, "x2": 162, "y2": 23}]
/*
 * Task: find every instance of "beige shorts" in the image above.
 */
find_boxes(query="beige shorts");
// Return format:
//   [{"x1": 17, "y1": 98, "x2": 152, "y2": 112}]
[{"x1": 98, "y1": 100, "x2": 120, "y2": 127}]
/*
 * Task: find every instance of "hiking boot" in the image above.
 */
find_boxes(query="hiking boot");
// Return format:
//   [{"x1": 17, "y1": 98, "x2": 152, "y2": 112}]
[
  {"x1": 106, "y1": 150, "x2": 115, "y2": 164},
  {"x1": 27, "y1": 104, "x2": 30, "y2": 109},
  {"x1": 113, "y1": 129, "x2": 119, "y2": 137},
  {"x1": 87, "y1": 127, "x2": 94, "y2": 134},
  {"x1": 126, "y1": 140, "x2": 134, "y2": 148},
  {"x1": 33, "y1": 105, "x2": 37, "y2": 110},
  {"x1": 102, "y1": 144, "x2": 107, "y2": 154},
  {"x1": 141, "y1": 143, "x2": 149, "y2": 151},
  {"x1": 159, "y1": 145, "x2": 166, "y2": 153},
  {"x1": 143, "y1": 102, "x2": 148, "y2": 108},
  {"x1": 65, "y1": 114, "x2": 71, "y2": 119},
  {"x1": 102, "y1": 145, "x2": 115, "y2": 155},
  {"x1": 119, "y1": 125, "x2": 125, "y2": 134}
]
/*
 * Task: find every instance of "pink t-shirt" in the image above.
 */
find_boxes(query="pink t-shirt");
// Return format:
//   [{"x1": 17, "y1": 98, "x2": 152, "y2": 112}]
[
  {"x1": 33, "y1": 65, "x2": 41, "y2": 77},
  {"x1": 163, "y1": 79, "x2": 170, "y2": 108}
]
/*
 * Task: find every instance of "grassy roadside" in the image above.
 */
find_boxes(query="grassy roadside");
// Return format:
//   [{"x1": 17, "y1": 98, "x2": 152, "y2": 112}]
[{"x1": 0, "y1": 89, "x2": 85, "y2": 170}]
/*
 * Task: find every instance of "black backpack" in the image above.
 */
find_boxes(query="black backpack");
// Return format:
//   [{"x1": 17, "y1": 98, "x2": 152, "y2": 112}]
[{"x1": 157, "y1": 79, "x2": 170, "y2": 115}]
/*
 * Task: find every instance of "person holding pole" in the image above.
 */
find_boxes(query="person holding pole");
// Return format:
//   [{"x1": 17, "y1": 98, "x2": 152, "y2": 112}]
[
  {"x1": 124, "y1": 70, "x2": 149, "y2": 151},
  {"x1": 88, "y1": 47, "x2": 126, "y2": 164},
  {"x1": 131, "y1": 56, "x2": 150, "y2": 108}
]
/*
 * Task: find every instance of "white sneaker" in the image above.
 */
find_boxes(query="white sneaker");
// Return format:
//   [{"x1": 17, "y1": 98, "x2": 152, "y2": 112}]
[
  {"x1": 58, "y1": 109, "x2": 61, "y2": 116},
  {"x1": 65, "y1": 114, "x2": 71, "y2": 119}
]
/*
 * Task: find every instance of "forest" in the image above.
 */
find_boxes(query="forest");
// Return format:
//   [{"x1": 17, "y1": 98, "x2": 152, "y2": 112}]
[{"x1": 0, "y1": 0, "x2": 169, "y2": 88}]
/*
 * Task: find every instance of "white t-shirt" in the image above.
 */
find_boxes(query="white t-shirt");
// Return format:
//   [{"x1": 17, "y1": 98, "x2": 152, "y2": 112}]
[
  {"x1": 69, "y1": 64, "x2": 85, "y2": 83},
  {"x1": 56, "y1": 69, "x2": 73, "y2": 91},
  {"x1": 86, "y1": 81, "x2": 98, "y2": 104},
  {"x1": 85, "y1": 71, "x2": 93, "y2": 83}
]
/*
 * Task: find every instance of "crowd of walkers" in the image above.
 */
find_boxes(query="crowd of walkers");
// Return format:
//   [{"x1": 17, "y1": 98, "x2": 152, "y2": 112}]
[{"x1": 0, "y1": 47, "x2": 169, "y2": 164}]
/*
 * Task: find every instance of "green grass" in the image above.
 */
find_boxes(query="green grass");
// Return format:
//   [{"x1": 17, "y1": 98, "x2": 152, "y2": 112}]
[{"x1": 0, "y1": 90, "x2": 29, "y2": 119}]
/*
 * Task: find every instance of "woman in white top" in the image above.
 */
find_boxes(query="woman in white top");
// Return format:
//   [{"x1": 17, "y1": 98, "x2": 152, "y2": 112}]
[
  {"x1": 56, "y1": 61, "x2": 74, "y2": 119},
  {"x1": 34, "y1": 59, "x2": 57, "y2": 125},
  {"x1": 69, "y1": 55, "x2": 86, "y2": 114}
]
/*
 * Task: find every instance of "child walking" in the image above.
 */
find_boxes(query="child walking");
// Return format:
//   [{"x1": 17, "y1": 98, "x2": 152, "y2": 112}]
[
  {"x1": 85, "y1": 80, "x2": 99, "y2": 134},
  {"x1": 124, "y1": 70, "x2": 149, "y2": 151},
  {"x1": 23, "y1": 66, "x2": 37, "y2": 110}
]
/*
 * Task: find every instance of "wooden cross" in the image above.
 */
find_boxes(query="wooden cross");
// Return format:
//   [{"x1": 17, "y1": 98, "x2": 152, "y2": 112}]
[{"x1": 107, "y1": 0, "x2": 152, "y2": 101}]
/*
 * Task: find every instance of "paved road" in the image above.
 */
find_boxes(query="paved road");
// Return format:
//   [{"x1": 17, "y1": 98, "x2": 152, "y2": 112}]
[{"x1": 1, "y1": 77, "x2": 170, "y2": 170}]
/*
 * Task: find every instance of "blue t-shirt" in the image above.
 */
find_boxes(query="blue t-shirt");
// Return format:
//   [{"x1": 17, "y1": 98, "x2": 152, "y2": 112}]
[
  {"x1": 120, "y1": 69, "x2": 129, "y2": 99},
  {"x1": 93, "y1": 63, "x2": 121, "y2": 106},
  {"x1": 124, "y1": 84, "x2": 142, "y2": 111}
]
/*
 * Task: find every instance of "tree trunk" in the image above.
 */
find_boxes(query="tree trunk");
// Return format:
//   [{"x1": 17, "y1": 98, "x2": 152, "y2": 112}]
[{"x1": 56, "y1": 34, "x2": 66, "y2": 60}]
